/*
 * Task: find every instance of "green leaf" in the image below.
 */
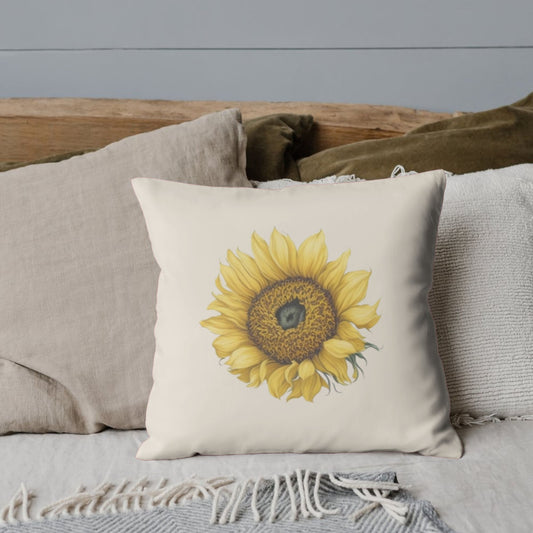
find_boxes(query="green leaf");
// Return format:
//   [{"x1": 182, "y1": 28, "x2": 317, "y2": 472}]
[{"x1": 364, "y1": 342, "x2": 380, "y2": 351}]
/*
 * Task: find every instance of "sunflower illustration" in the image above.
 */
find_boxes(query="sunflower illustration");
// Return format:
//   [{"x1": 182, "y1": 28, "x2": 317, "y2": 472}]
[{"x1": 200, "y1": 229, "x2": 380, "y2": 402}]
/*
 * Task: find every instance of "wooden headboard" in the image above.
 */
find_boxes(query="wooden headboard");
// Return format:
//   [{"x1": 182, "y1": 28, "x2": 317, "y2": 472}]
[{"x1": 0, "y1": 99, "x2": 460, "y2": 163}]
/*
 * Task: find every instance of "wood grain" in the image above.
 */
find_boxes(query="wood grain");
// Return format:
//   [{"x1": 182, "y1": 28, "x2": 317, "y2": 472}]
[{"x1": 0, "y1": 98, "x2": 460, "y2": 162}]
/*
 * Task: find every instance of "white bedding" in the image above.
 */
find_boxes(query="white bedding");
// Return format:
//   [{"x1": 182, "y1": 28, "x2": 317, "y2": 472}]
[{"x1": 1, "y1": 422, "x2": 532, "y2": 532}]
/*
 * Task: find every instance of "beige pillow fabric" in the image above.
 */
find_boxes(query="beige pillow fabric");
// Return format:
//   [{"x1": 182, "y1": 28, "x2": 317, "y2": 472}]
[
  {"x1": 133, "y1": 172, "x2": 462, "y2": 460},
  {"x1": 0, "y1": 109, "x2": 249, "y2": 434}
]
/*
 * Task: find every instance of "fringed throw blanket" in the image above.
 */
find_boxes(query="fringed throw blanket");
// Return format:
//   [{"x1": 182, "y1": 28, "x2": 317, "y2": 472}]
[{"x1": 1, "y1": 471, "x2": 455, "y2": 532}]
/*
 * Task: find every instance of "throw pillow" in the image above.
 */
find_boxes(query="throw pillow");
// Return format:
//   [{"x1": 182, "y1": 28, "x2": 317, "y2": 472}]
[
  {"x1": 0, "y1": 109, "x2": 249, "y2": 434},
  {"x1": 430, "y1": 164, "x2": 533, "y2": 418},
  {"x1": 297, "y1": 92, "x2": 533, "y2": 181},
  {"x1": 244, "y1": 113, "x2": 313, "y2": 182},
  {"x1": 132, "y1": 171, "x2": 462, "y2": 459}
]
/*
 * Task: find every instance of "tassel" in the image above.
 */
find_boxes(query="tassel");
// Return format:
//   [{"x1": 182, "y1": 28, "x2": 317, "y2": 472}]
[
  {"x1": 328, "y1": 474, "x2": 408, "y2": 525},
  {"x1": 284, "y1": 473, "x2": 298, "y2": 520},
  {"x1": 0, "y1": 484, "x2": 34, "y2": 525}
]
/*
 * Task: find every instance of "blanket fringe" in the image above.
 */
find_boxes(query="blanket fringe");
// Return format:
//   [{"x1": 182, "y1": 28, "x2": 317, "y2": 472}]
[
  {"x1": 210, "y1": 470, "x2": 405, "y2": 525},
  {"x1": 0, "y1": 476, "x2": 233, "y2": 527},
  {"x1": 451, "y1": 413, "x2": 533, "y2": 427},
  {"x1": 0, "y1": 484, "x2": 34, "y2": 526},
  {"x1": 0, "y1": 471, "x2": 406, "y2": 527}
]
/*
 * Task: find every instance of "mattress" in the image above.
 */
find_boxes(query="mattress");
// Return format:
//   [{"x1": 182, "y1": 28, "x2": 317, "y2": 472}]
[{"x1": 1, "y1": 421, "x2": 532, "y2": 532}]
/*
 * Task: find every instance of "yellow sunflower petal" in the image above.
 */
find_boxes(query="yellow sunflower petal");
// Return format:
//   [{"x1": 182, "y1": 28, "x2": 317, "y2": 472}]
[
  {"x1": 250, "y1": 231, "x2": 286, "y2": 281},
  {"x1": 270, "y1": 228, "x2": 298, "y2": 276},
  {"x1": 219, "y1": 263, "x2": 256, "y2": 300},
  {"x1": 215, "y1": 275, "x2": 231, "y2": 295},
  {"x1": 284, "y1": 361, "x2": 299, "y2": 383},
  {"x1": 352, "y1": 366, "x2": 359, "y2": 380},
  {"x1": 211, "y1": 291, "x2": 250, "y2": 313},
  {"x1": 227, "y1": 346, "x2": 267, "y2": 369},
  {"x1": 236, "y1": 249, "x2": 269, "y2": 290},
  {"x1": 341, "y1": 301, "x2": 381, "y2": 330},
  {"x1": 337, "y1": 320, "x2": 364, "y2": 341},
  {"x1": 230, "y1": 367, "x2": 252, "y2": 383},
  {"x1": 301, "y1": 373, "x2": 324, "y2": 401},
  {"x1": 323, "y1": 338, "x2": 357, "y2": 359},
  {"x1": 315, "y1": 350, "x2": 350, "y2": 383},
  {"x1": 296, "y1": 230, "x2": 328, "y2": 279},
  {"x1": 268, "y1": 366, "x2": 291, "y2": 398},
  {"x1": 317, "y1": 250, "x2": 351, "y2": 291},
  {"x1": 207, "y1": 300, "x2": 247, "y2": 328},
  {"x1": 212, "y1": 331, "x2": 251, "y2": 358},
  {"x1": 298, "y1": 359, "x2": 316, "y2": 380},
  {"x1": 226, "y1": 250, "x2": 264, "y2": 295},
  {"x1": 336, "y1": 322, "x2": 366, "y2": 352},
  {"x1": 259, "y1": 359, "x2": 281, "y2": 381},
  {"x1": 200, "y1": 316, "x2": 243, "y2": 335},
  {"x1": 287, "y1": 378, "x2": 303, "y2": 401},
  {"x1": 247, "y1": 366, "x2": 262, "y2": 387},
  {"x1": 334, "y1": 271, "x2": 371, "y2": 314},
  {"x1": 312, "y1": 354, "x2": 328, "y2": 374}
]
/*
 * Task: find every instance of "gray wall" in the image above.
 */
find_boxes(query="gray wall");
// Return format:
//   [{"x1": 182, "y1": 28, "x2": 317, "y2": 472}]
[{"x1": 1, "y1": 0, "x2": 532, "y2": 112}]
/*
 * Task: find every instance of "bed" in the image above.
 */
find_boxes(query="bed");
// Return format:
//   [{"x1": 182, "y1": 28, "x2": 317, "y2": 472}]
[{"x1": 0, "y1": 97, "x2": 532, "y2": 533}]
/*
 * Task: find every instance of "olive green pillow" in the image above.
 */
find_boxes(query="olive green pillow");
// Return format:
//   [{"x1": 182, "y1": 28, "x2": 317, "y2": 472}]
[
  {"x1": 244, "y1": 113, "x2": 313, "y2": 181},
  {"x1": 297, "y1": 92, "x2": 533, "y2": 181},
  {"x1": 1, "y1": 114, "x2": 314, "y2": 181}
]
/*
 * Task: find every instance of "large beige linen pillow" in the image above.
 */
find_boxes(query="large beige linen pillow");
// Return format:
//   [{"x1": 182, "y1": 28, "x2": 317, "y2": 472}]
[
  {"x1": 0, "y1": 109, "x2": 249, "y2": 434},
  {"x1": 133, "y1": 172, "x2": 462, "y2": 460}
]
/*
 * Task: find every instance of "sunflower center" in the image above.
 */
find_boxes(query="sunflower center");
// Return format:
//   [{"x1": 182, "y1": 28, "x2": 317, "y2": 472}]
[
  {"x1": 247, "y1": 277, "x2": 337, "y2": 364},
  {"x1": 276, "y1": 299, "x2": 306, "y2": 330}
]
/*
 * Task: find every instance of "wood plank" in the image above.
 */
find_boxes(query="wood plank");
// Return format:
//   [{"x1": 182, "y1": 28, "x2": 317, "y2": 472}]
[
  {"x1": 0, "y1": 0, "x2": 531, "y2": 49},
  {"x1": 0, "y1": 49, "x2": 530, "y2": 112},
  {"x1": 0, "y1": 98, "x2": 454, "y2": 129},
  {"x1": 0, "y1": 100, "x2": 455, "y2": 162}
]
